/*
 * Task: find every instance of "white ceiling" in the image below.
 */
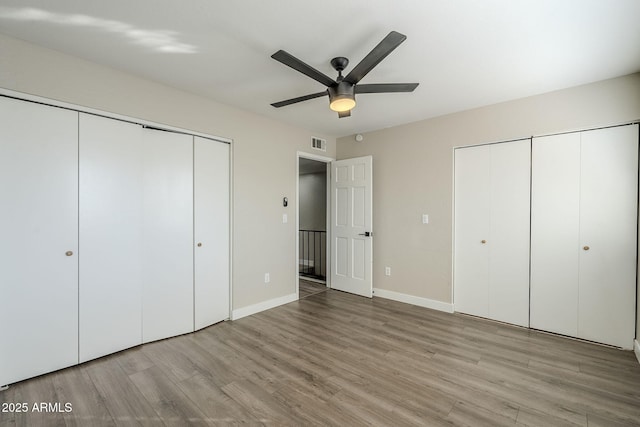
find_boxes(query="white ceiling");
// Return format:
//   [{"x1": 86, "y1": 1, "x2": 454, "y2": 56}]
[{"x1": 1, "y1": 0, "x2": 639, "y2": 138}]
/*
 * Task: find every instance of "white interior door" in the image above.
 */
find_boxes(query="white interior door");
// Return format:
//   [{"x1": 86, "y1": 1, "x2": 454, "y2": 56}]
[
  {"x1": 142, "y1": 129, "x2": 194, "y2": 343},
  {"x1": 194, "y1": 137, "x2": 230, "y2": 330},
  {"x1": 0, "y1": 97, "x2": 79, "y2": 386},
  {"x1": 530, "y1": 132, "x2": 581, "y2": 337},
  {"x1": 79, "y1": 113, "x2": 144, "y2": 362},
  {"x1": 454, "y1": 145, "x2": 491, "y2": 318},
  {"x1": 330, "y1": 156, "x2": 373, "y2": 297},
  {"x1": 578, "y1": 125, "x2": 637, "y2": 348}
]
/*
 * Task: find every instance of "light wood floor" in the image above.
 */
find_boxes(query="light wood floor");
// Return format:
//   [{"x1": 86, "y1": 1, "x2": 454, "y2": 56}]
[{"x1": 2, "y1": 289, "x2": 640, "y2": 426}]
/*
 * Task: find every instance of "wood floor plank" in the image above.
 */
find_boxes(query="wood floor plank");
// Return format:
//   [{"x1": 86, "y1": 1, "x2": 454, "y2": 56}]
[
  {"x1": 83, "y1": 356, "x2": 162, "y2": 426},
  {"x1": 586, "y1": 412, "x2": 640, "y2": 427},
  {"x1": 128, "y1": 366, "x2": 210, "y2": 426},
  {"x1": 270, "y1": 380, "x2": 365, "y2": 426},
  {"x1": 114, "y1": 347, "x2": 155, "y2": 377},
  {"x1": 2, "y1": 287, "x2": 639, "y2": 426},
  {"x1": 478, "y1": 356, "x2": 640, "y2": 423},
  {"x1": 0, "y1": 384, "x2": 18, "y2": 425},
  {"x1": 326, "y1": 388, "x2": 409, "y2": 426},
  {"x1": 139, "y1": 339, "x2": 199, "y2": 385},
  {"x1": 385, "y1": 349, "x2": 521, "y2": 422},
  {"x1": 220, "y1": 380, "x2": 297, "y2": 425},
  {"x1": 447, "y1": 400, "x2": 517, "y2": 427},
  {"x1": 187, "y1": 332, "x2": 279, "y2": 391},
  {"x1": 52, "y1": 367, "x2": 115, "y2": 426},
  {"x1": 0, "y1": 374, "x2": 67, "y2": 427},
  {"x1": 427, "y1": 352, "x2": 590, "y2": 425},
  {"x1": 174, "y1": 373, "x2": 258, "y2": 424},
  {"x1": 516, "y1": 406, "x2": 586, "y2": 427}
]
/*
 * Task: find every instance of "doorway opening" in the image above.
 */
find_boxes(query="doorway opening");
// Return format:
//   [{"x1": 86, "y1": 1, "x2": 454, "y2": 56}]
[{"x1": 297, "y1": 153, "x2": 332, "y2": 299}]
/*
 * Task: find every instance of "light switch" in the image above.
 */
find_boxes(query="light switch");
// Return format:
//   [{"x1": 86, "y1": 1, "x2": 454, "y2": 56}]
[
  {"x1": 282, "y1": 213, "x2": 288, "y2": 223},
  {"x1": 422, "y1": 214, "x2": 429, "y2": 224}
]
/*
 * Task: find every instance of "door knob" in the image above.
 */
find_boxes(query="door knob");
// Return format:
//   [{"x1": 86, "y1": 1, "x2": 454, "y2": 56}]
[
  {"x1": 481, "y1": 240, "x2": 487, "y2": 244},
  {"x1": 197, "y1": 242, "x2": 202, "y2": 247},
  {"x1": 65, "y1": 251, "x2": 73, "y2": 256},
  {"x1": 358, "y1": 232, "x2": 372, "y2": 237},
  {"x1": 583, "y1": 245, "x2": 590, "y2": 251}
]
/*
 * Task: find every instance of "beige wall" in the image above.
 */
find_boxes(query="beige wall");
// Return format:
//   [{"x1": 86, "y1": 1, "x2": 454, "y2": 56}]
[
  {"x1": 299, "y1": 172, "x2": 327, "y2": 231},
  {"x1": 337, "y1": 73, "x2": 640, "y2": 340},
  {"x1": 0, "y1": 34, "x2": 336, "y2": 311}
]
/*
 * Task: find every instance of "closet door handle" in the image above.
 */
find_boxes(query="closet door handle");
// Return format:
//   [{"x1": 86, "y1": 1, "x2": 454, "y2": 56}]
[
  {"x1": 65, "y1": 251, "x2": 73, "y2": 256},
  {"x1": 583, "y1": 245, "x2": 590, "y2": 251},
  {"x1": 197, "y1": 242, "x2": 202, "y2": 247},
  {"x1": 481, "y1": 240, "x2": 487, "y2": 244}
]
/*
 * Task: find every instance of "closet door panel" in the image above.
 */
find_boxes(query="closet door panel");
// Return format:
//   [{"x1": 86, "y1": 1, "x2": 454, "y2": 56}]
[
  {"x1": 488, "y1": 140, "x2": 530, "y2": 327},
  {"x1": 530, "y1": 133, "x2": 581, "y2": 336},
  {"x1": 194, "y1": 138, "x2": 230, "y2": 330},
  {"x1": 79, "y1": 113, "x2": 144, "y2": 362},
  {"x1": 142, "y1": 130, "x2": 194, "y2": 343},
  {"x1": 0, "y1": 98, "x2": 78, "y2": 386},
  {"x1": 578, "y1": 125, "x2": 638, "y2": 348},
  {"x1": 454, "y1": 145, "x2": 490, "y2": 317}
]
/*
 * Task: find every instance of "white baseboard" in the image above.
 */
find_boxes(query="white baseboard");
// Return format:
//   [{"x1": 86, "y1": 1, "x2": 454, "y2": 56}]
[
  {"x1": 635, "y1": 339, "x2": 640, "y2": 365},
  {"x1": 373, "y1": 288, "x2": 454, "y2": 313},
  {"x1": 231, "y1": 292, "x2": 298, "y2": 320}
]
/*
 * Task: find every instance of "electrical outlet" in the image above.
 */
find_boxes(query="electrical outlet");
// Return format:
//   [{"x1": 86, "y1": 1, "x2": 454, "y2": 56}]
[
  {"x1": 422, "y1": 214, "x2": 429, "y2": 224},
  {"x1": 264, "y1": 273, "x2": 270, "y2": 283},
  {"x1": 385, "y1": 267, "x2": 391, "y2": 276}
]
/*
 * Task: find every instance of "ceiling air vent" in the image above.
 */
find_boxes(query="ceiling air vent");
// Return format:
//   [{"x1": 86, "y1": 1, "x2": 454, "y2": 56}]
[{"x1": 311, "y1": 137, "x2": 326, "y2": 152}]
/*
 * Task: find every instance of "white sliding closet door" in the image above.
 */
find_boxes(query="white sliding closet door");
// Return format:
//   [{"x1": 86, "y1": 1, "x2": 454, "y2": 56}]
[
  {"x1": 531, "y1": 125, "x2": 638, "y2": 348},
  {"x1": 488, "y1": 141, "x2": 531, "y2": 326},
  {"x1": 142, "y1": 129, "x2": 194, "y2": 343},
  {"x1": 0, "y1": 98, "x2": 79, "y2": 386},
  {"x1": 578, "y1": 126, "x2": 637, "y2": 348},
  {"x1": 530, "y1": 133, "x2": 582, "y2": 337},
  {"x1": 454, "y1": 145, "x2": 491, "y2": 318},
  {"x1": 454, "y1": 140, "x2": 530, "y2": 327},
  {"x1": 194, "y1": 137, "x2": 230, "y2": 329},
  {"x1": 79, "y1": 113, "x2": 144, "y2": 362}
]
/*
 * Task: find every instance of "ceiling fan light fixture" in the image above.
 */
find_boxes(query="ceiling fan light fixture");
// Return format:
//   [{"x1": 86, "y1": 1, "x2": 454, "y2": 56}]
[
  {"x1": 329, "y1": 97, "x2": 356, "y2": 112},
  {"x1": 328, "y1": 82, "x2": 356, "y2": 112}
]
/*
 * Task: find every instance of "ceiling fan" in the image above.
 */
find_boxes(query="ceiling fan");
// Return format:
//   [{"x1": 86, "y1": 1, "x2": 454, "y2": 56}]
[{"x1": 270, "y1": 31, "x2": 419, "y2": 118}]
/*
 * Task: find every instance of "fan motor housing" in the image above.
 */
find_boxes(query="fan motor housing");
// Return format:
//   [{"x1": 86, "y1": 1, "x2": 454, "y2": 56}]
[{"x1": 328, "y1": 81, "x2": 355, "y2": 100}]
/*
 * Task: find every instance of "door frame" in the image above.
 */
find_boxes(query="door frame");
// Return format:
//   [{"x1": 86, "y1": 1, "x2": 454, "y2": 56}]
[{"x1": 296, "y1": 151, "x2": 334, "y2": 299}]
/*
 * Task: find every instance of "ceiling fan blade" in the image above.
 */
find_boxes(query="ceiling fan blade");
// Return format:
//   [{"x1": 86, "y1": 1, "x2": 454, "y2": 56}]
[
  {"x1": 355, "y1": 83, "x2": 419, "y2": 94},
  {"x1": 344, "y1": 31, "x2": 407, "y2": 85},
  {"x1": 338, "y1": 110, "x2": 351, "y2": 118},
  {"x1": 271, "y1": 50, "x2": 336, "y2": 87},
  {"x1": 271, "y1": 91, "x2": 328, "y2": 108}
]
